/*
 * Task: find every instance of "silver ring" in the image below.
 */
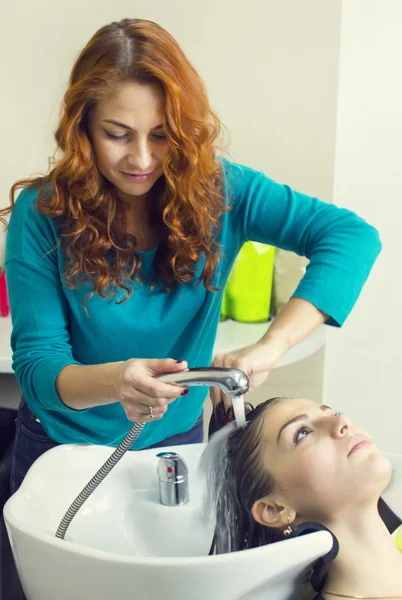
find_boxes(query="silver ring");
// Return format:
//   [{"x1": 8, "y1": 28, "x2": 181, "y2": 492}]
[{"x1": 148, "y1": 405, "x2": 154, "y2": 419}]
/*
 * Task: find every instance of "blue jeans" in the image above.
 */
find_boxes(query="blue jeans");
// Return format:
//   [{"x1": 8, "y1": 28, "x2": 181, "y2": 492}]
[{"x1": 10, "y1": 398, "x2": 204, "y2": 494}]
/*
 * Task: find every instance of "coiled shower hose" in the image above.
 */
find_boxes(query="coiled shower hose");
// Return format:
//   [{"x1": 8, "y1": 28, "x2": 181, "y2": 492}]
[{"x1": 55, "y1": 421, "x2": 145, "y2": 540}]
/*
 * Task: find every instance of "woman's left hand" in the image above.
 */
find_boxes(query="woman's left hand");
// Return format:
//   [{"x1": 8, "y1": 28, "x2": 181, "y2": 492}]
[{"x1": 210, "y1": 339, "x2": 286, "y2": 410}]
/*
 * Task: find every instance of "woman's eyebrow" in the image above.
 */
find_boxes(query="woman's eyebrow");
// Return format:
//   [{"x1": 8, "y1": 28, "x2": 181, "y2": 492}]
[
  {"x1": 277, "y1": 414, "x2": 308, "y2": 443},
  {"x1": 102, "y1": 119, "x2": 164, "y2": 131},
  {"x1": 276, "y1": 405, "x2": 332, "y2": 443}
]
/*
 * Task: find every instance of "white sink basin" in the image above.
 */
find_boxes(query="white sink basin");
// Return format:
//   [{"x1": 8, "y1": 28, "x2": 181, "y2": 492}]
[{"x1": 4, "y1": 443, "x2": 401, "y2": 600}]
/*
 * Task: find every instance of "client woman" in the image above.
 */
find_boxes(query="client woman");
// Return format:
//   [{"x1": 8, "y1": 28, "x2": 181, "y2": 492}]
[{"x1": 202, "y1": 397, "x2": 402, "y2": 599}]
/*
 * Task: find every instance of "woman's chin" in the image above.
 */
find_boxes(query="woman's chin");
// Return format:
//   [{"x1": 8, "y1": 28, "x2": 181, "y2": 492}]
[{"x1": 365, "y1": 451, "x2": 393, "y2": 492}]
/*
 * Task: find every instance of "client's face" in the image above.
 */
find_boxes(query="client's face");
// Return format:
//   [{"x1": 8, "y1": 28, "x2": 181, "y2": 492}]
[{"x1": 260, "y1": 399, "x2": 392, "y2": 523}]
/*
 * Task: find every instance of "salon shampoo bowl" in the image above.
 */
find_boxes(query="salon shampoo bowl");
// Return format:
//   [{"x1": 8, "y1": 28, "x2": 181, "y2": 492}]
[{"x1": 3, "y1": 443, "x2": 402, "y2": 600}]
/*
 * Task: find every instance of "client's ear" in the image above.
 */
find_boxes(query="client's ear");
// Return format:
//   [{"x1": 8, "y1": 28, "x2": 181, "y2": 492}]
[{"x1": 251, "y1": 497, "x2": 295, "y2": 529}]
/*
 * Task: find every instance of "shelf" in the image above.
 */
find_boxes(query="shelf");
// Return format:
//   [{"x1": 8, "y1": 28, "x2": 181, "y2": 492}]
[
  {"x1": 0, "y1": 315, "x2": 325, "y2": 375},
  {"x1": 214, "y1": 319, "x2": 325, "y2": 367}
]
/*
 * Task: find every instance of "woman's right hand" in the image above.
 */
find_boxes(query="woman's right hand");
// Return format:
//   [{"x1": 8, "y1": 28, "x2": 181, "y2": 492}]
[{"x1": 114, "y1": 358, "x2": 189, "y2": 422}]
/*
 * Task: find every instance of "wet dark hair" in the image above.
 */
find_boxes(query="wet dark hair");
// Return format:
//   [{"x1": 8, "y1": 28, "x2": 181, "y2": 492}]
[{"x1": 202, "y1": 397, "x2": 286, "y2": 554}]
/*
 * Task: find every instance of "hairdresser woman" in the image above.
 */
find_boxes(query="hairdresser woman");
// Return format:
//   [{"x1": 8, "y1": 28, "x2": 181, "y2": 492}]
[{"x1": 0, "y1": 18, "x2": 381, "y2": 493}]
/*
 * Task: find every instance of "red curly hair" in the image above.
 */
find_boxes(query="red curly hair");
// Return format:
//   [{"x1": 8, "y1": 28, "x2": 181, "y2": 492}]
[{"x1": 0, "y1": 18, "x2": 228, "y2": 300}]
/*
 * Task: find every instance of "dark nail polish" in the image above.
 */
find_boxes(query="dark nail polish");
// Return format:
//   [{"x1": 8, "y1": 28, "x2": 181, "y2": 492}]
[
  {"x1": 175, "y1": 360, "x2": 185, "y2": 363},
  {"x1": 181, "y1": 388, "x2": 189, "y2": 396}
]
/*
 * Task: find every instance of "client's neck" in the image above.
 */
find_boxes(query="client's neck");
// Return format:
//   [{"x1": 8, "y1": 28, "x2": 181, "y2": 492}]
[{"x1": 322, "y1": 504, "x2": 402, "y2": 598}]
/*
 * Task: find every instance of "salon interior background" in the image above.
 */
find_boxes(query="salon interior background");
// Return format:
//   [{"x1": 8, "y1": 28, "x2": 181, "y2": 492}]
[{"x1": 0, "y1": 0, "x2": 401, "y2": 452}]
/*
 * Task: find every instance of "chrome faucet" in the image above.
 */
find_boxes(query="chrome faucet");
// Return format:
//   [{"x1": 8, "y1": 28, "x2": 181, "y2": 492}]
[
  {"x1": 158, "y1": 367, "x2": 250, "y2": 398},
  {"x1": 156, "y1": 367, "x2": 250, "y2": 506},
  {"x1": 156, "y1": 452, "x2": 189, "y2": 506}
]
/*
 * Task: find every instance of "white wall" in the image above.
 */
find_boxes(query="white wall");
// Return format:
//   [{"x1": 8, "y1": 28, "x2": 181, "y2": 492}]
[{"x1": 323, "y1": 0, "x2": 402, "y2": 453}]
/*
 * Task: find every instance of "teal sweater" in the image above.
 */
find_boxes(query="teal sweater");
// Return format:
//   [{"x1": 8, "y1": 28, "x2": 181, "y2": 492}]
[{"x1": 5, "y1": 159, "x2": 381, "y2": 448}]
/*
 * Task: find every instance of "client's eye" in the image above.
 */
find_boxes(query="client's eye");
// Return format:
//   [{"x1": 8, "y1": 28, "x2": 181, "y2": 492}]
[{"x1": 294, "y1": 426, "x2": 312, "y2": 445}]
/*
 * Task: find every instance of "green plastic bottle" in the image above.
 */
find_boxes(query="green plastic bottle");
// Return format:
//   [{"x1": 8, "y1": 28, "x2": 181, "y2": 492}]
[
  {"x1": 395, "y1": 526, "x2": 402, "y2": 553},
  {"x1": 222, "y1": 242, "x2": 276, "y2": 323}
]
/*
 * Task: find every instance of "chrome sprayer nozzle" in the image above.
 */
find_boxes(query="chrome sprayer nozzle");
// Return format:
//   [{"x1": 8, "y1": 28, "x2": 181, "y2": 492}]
[{"x1": 159, "y1": 367, "x2": 250, "y2": 398}]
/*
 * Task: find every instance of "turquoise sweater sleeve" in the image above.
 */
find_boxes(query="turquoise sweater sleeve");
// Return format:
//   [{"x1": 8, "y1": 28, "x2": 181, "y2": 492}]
[
  {"x1": 223, "y1": 160, "x2": 382, "y2": 326},
  {"x1": 5, "y1": 188, "x2": 82, "y2": 412}
]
